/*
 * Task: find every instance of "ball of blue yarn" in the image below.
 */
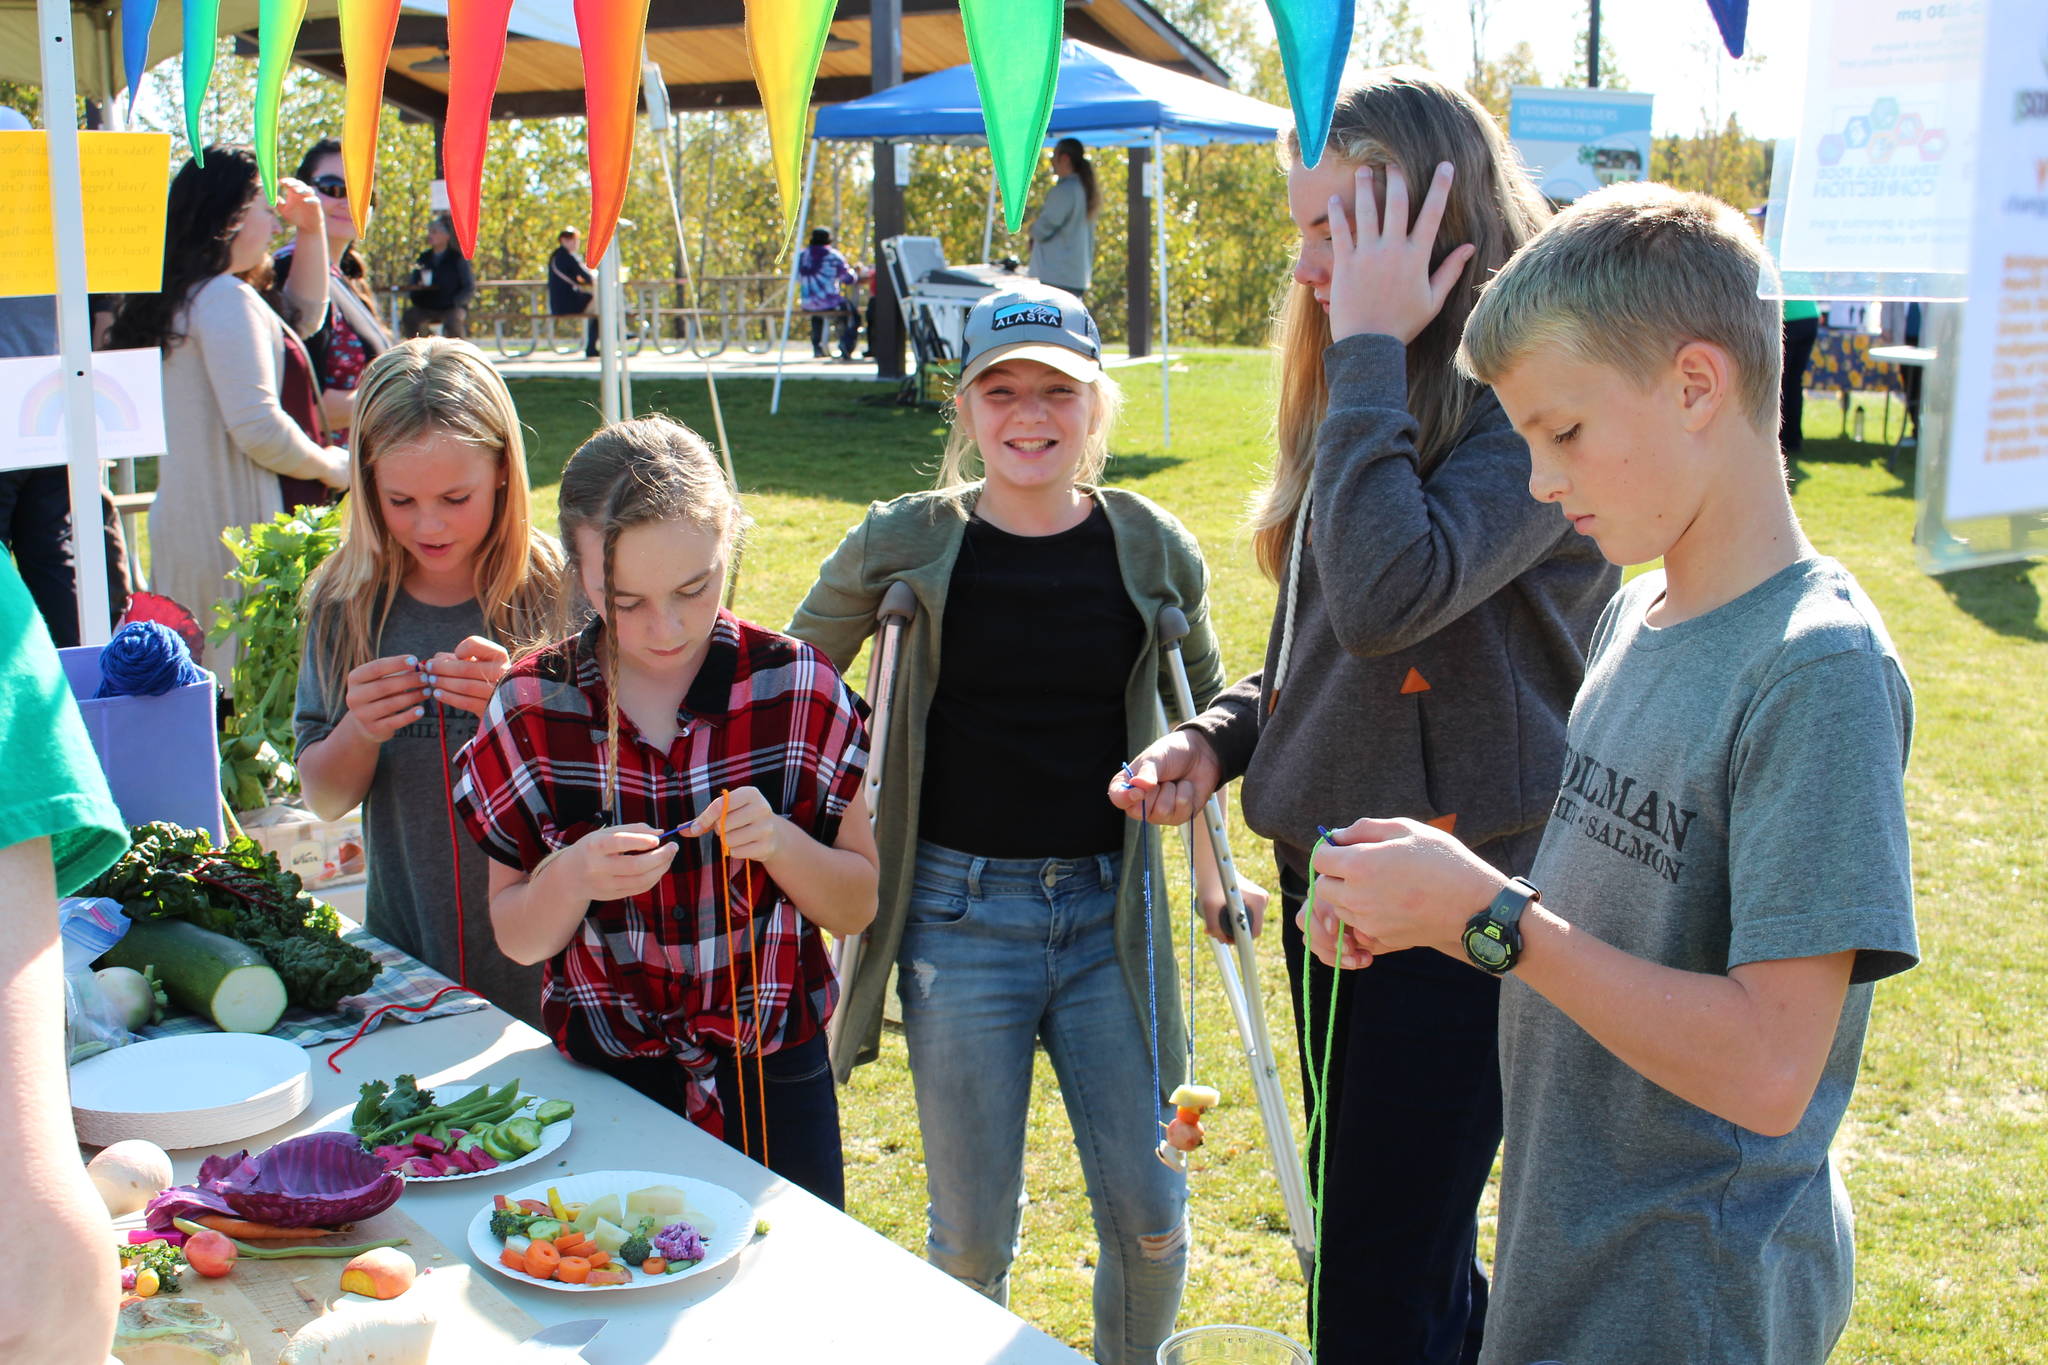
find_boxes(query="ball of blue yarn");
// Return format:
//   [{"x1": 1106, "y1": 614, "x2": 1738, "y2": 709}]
[{"x1": 95, "y1": 621, "x2": 207, "y2": 698}]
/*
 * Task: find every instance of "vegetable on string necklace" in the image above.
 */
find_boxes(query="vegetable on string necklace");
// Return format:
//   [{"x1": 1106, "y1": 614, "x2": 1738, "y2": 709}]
[{"x1": 1126, "y1": 764, "x2": 1220, "y2": 1172}]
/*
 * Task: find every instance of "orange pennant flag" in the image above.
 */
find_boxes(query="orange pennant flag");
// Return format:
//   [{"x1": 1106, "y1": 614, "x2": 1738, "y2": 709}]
[
  {"x1": 444, "y1": 0, "x2": 516, "y2": 258},
  {"x1": 574, "y1": 0, "x2": 653, "y2": 266},
  {"x1": 337, "y1": 0, "x2": 403, "y2": 239}
]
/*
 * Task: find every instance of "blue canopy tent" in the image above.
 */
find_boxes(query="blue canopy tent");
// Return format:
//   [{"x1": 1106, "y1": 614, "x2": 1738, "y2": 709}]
[{"x1": 772, "y1": 40, "x2": 1292, "y2": 442}]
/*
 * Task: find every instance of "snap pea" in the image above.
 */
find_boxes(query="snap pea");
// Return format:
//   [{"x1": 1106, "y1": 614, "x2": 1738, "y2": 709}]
[{"x1": 359, "y1": 1078, "x2": 522, "y2": 1144}]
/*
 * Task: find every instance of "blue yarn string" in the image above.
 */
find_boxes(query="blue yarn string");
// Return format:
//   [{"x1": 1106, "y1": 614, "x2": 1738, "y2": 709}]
[
  {"x1": 95, "y1": 621, "x2": 206, "y2": 698},
  {"x1": 1140, "y1": 790, "x2": 1164, "y2": 1138}
]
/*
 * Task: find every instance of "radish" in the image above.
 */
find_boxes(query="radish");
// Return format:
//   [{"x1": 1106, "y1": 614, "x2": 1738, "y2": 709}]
[{"x1": 183, "y1": 1229, "x2": 238, "y2": 1279}]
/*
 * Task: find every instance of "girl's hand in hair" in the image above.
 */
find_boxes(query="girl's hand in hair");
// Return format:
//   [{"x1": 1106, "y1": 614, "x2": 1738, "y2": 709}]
[
  {"x1": 421, "y1": 636, "x2": 511, "y2": 717},
  {"x1": 274, "y1": 177, "x2": 326, "y2": 238},
  {"x1": 1109, "y1": 730, "x2": 1222, "y2": 827},
  {"x1": 683, "y1": 787, "x2": 786, "y2": 863},
  {"x1": 340, "y1": 655, "x2": 430, "y2": 745},
  {"x1": 1326, "y1": 161, "x2": 1478, "y2": 346},
  {"x1": 565, "y1": 825, "x2": 679, "y2": 901}
]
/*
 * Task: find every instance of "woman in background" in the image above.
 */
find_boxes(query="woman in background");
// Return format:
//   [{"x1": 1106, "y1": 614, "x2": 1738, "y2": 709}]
[
  {"x1": 108, "y1": 146, "x2": 350, "y2": 678},
  {"x1": 273, "y1": 138, "x2": 393, "y2": 444},
  {"x1": 1029, "y1": 138, "x2": 1099, "y2": 299}
]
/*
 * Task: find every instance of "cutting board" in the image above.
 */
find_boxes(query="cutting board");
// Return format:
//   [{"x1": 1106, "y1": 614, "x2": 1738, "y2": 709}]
[{"x1": 129, "y1": 1204, "x2": 537, "y2": 1362}]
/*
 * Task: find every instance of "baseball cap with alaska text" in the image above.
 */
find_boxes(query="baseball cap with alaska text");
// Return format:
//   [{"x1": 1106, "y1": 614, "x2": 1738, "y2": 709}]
[{"x1": 959, "y1": 285, "x2": 1102, "y2": 386}]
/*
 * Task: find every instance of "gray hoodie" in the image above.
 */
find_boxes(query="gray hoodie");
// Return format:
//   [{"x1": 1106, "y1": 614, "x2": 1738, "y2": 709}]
[{"x1": 1184, "y1": 333, "x2": 1619, "y2": 874}]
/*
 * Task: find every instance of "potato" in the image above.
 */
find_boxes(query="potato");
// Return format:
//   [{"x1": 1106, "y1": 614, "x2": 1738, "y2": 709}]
[{"x1": 336, "y1": 1246, "x2": 416, "y2": 1300}]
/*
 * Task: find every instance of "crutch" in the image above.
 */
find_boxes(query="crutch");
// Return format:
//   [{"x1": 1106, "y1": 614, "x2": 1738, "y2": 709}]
[
  {"x1": 828, "y1": 580, "x2": 918, "y2": 1077},
  {"x1": 1155, "y1": 605, "x2": 1318, "y2": 1280}
]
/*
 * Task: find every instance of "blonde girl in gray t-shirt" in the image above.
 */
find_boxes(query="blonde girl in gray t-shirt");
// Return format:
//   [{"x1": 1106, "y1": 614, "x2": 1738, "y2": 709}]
[{"x1": 293, "y1": 339, "x2": 566, "y2": 1025}]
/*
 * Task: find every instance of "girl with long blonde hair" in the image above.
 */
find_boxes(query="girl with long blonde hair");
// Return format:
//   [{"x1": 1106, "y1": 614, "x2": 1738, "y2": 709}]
[
  {"x1": 294, "y1": 338, "x2": 564, "y2": 1025},
  {"x1": 454, "y1": 416, "x2": 878, "y2": 1207},
  {"x1": 1115, "y1": 70, "x2": 1618, "y2": 1362}
]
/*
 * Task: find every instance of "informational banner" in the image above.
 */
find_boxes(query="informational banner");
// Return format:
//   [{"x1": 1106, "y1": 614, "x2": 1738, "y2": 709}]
[
  {"x1": 0, "y1": 131, "x2": 171, "y2": 296},
  {"x1": 0, "y1": 349, "x2": 167, "y2": 472},
  {"x1": 1942, "y1": 0, "x2": 2048, "y2": 522},
  {"x1": 1508, "y1": 87, "x2": 1654, "y2": 204},
  {"x1": 1776, "y1": 0, "x2": 1987, "y2": 276}
]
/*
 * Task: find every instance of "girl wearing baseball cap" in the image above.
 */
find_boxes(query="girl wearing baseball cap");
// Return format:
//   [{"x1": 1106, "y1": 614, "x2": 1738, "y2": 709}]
[{"x1": 790, "y1": 286, "x2": 1221, "y2": 1361}]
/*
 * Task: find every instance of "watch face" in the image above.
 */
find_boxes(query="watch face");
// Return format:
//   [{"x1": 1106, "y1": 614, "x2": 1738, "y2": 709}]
[{"x1": 1466, "y1": 926, "x2": 1510, "y2": 969}]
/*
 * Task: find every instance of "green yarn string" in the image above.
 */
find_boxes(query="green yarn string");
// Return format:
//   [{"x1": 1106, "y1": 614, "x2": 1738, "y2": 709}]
[{"x1": 1302, "y1": 832, "x2": 1340, "y2": 1350}]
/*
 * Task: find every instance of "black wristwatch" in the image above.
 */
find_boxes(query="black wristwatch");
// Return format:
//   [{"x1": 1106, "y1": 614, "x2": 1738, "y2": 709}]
[{"x1": 1463, "y1": 877, "x2": 1540, "y2": 974}]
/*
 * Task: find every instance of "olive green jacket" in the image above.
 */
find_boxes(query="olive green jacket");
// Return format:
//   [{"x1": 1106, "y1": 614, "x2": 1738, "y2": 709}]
[{"x1": 787, "y1": 483, "x2": 1225, "y2": 1086}]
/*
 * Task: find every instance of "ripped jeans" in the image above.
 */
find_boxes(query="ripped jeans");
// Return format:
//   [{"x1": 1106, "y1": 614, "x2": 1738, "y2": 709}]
[{"x1": 900, "y1": 841, "x2": 1187, "y2": 1364}]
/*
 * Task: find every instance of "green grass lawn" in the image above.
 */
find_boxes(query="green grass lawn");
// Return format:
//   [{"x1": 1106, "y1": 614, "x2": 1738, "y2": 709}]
[{"x1": 501, "y1": 354, "x2": 2046, "y2": 1360}]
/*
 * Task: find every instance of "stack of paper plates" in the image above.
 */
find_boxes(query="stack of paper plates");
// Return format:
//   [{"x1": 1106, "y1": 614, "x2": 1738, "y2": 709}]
[{"x1": 71, "y1": 1034, "x2": 312, "y2": 1150}]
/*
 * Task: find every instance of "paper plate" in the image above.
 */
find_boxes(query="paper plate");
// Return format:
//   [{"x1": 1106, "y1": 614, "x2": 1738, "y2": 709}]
[
  {"x1": 338, "y1": 1085, "x2": 573, "y2": 1182},
  {"x1": 71, "y1": 1033, "x2": 312, "y2": 1150},
  {"x1": 468, "y1": 1169, "x2": 753, "y2": 1293}
]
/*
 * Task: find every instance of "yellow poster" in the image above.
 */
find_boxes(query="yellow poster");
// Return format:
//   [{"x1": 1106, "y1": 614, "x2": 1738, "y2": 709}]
[{"x1": 0, "y1": 131, "x2": 171, "y2": 297}]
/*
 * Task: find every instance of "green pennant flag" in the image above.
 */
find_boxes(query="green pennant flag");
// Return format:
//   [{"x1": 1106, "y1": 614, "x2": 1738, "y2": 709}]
[
  {"x1": 962, "y1": 0, "x2": 1064, "y2": 234},
  {"x1": 255, "y1": 0, "x2": 311, "y2": 202}
]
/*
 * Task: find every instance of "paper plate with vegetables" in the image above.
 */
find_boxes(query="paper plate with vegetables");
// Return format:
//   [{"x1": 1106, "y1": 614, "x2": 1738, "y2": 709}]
[
  {"x1": 467, "y1": 1170, "x2": 753, "y2": 1292},
  {"x1": 344, "y1": 1074, "x2": 573, "y2": 1182}
]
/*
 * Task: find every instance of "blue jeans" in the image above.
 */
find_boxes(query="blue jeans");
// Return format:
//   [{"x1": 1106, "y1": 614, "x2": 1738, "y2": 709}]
[{"x1": 900, "y1": 842, "x2": 1187, "y2": 1365}]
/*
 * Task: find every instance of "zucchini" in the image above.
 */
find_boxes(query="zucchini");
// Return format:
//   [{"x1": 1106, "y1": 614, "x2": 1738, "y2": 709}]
[{"x1": 99, "y1": 919, "x2": 288, "y2": 1035}]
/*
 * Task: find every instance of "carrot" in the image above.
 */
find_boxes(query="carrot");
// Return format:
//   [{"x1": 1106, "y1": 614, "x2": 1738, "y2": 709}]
[
  {"x1": 523, "y1": 1240, "x2": 561, "y2": 1280},
  {"x1": 553, "y1": 1232, "x2": 591, "y2": 1256},
  {"x1": 196, "y1": 1216, "x2": 343, "y2": 1240},
  {"x1": 642, "y1": 1257, "x2": 667, "y2": 1276},
  {"x1": 499, "y1": 1247, "x2": 526, "y2": 1272},
  {"x1": 585, "y1": 1250, "x2": 610, "y2": 1269},
  {"x1": 554, "y1": 1255, "x2": 592, "y2": 1285}
]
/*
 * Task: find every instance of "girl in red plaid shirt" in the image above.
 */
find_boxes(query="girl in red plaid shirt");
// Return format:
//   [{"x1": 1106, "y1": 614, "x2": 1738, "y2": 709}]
[{"x1": 455, "y1": 416, "x2": 878, "y2": 1205}]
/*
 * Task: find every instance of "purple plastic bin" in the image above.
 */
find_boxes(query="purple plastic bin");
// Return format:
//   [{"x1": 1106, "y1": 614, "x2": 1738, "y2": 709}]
[{"x1": 58, "y1": 647, "x2": 224, "y2": 845}]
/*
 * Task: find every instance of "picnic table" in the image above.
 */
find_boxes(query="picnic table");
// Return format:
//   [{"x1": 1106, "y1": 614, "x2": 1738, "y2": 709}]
[{"x1": 150, "y1": 973, "x2": 1086, "y2": 1364}]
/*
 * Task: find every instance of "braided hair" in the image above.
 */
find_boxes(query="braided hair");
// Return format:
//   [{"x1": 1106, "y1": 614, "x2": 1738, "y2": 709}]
[{"x1": 557, "y1": 416, "x2": 746, "y2": 816}]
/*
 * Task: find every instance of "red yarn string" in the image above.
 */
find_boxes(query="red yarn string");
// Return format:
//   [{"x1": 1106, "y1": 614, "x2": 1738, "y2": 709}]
[
  {"x1": 435, "y1": 698, "x2": 469, "y2": 992},
  {"x1": 325, "y1": 984, "x2": 478, "y2": 1072}
]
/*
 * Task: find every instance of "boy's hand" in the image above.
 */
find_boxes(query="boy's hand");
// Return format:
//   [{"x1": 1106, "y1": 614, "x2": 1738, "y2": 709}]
[
  {"x1": 1310, "y1": 816, "x2": 1507, "y2": 958},
  {"x1": 685, "y1": 787, "x2": 786, "y2": 863},
  {"x1": 1298, "y1": 896, "x2": 1379, "y2": 970},
  {"x1": 1326, "y1": 161, "x2": 1478, "y2": 346},
  {"x1": 342, "y1": 655, "x2": 428, "y2": 744},
  {"x1": 1109, "y1": 731, "x2": 1222, "y2": 826},
  {"x1": 422, "y1": 636, "x2": 510, "y2": 717},
  {"x1": 566, "y1": 825, "x2": 678, "y2": 901}
]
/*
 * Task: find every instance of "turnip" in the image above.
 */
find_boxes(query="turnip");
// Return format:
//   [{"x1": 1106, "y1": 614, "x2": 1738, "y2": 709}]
[
  {"x1": 87, "y1": 1140, "x2": 173, "y2": 1217},
  {"x1": 94, "y1": 966, "x2": 163, "y2": 1031},
  {"x1": 275, "y1": 1293, "x2": 434, "y2": 1365}
]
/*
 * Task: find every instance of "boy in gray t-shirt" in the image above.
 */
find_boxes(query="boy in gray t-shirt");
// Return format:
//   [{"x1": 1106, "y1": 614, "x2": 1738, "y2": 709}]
[{"x1": 1302, "y1": 183, "x2": 1917, "y2": 1364}]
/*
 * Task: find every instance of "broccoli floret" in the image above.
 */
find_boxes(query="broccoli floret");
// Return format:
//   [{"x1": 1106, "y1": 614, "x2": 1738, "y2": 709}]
[
  {"x1": 489, "y1": 1209, "x2": 533, "y2": 1240},
  {"x1": 632, "y1": 1214, "x2": 659, "y2": 1237},
  {"x1": 617, "y1": 1234, "x2": 653, "y2": 1266}
]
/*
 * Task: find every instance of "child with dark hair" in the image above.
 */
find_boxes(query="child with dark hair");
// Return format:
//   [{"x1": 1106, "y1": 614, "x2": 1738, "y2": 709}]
[
  {"x1": 454, "y1": 416, "x2": 878, "y2": 1206},
  {"x1": 797, "y1": 228, "x2": 859, "y2": 360}
]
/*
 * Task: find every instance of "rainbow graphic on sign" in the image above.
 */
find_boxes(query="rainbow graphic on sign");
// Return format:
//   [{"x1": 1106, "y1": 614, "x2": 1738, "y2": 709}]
[{"x1": 17, "y1": 368, "x2": 145, "y2": 437}]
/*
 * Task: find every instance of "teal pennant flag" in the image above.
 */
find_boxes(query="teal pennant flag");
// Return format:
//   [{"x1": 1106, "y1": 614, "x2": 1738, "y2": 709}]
[{"x1": 1265, "y1": 0, "x2": 1353, "y2": 166}]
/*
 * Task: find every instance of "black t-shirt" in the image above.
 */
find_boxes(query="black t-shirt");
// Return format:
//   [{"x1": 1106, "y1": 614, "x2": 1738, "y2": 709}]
[{"x1": 919, "y1": 502, "x2": 1143, "y2": 858}]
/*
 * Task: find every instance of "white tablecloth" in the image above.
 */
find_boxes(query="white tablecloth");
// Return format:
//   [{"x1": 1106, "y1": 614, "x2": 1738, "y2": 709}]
[{"x1": 158, "y1": 1004, "x2": 1086, "y2": 1364}]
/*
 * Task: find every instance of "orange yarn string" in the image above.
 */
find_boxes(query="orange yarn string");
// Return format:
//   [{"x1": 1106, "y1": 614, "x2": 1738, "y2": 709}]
[{"x1": 716, "y1": 793, "x2": 752, "y2": 1159}]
